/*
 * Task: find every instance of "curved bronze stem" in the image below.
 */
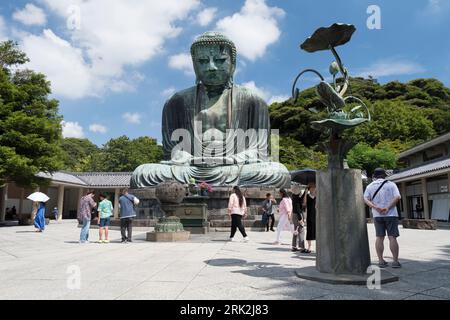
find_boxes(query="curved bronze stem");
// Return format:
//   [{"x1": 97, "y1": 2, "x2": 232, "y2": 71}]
[{"x1": 292, "y1": 69, "x2": 324, "y2": 102}]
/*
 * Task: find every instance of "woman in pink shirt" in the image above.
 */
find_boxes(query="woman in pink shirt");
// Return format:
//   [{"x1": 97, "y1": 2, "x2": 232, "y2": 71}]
[
  {"x1": 274, "y1": 188, "x2": 294, "y2": 245},
  {"x1": 228, "y1": 186, "x2": 249, "y2": 242}
]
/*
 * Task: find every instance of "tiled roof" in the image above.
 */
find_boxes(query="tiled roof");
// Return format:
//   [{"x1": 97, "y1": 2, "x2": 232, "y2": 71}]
[
  {"x1": 388, "y1": 157, "x2": 450, "y2": 182},
  {"x1": 37, "y1": 171, "x2": 132, "y2": 187},
  {"x1": 36, "y1": 171, "x2": 88, "y2": 186},
  {"x1": 399, "y1": 132, "x2": 450, "y2": 159},
  {"x1": 75, "y1": 172, "x2": 132, "y2": 187}
]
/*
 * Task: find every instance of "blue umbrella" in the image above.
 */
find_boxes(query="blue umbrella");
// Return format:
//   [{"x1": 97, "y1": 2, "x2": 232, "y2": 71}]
[{"x1": 290, "y1": 169, "x2": 316, "y2": 185}]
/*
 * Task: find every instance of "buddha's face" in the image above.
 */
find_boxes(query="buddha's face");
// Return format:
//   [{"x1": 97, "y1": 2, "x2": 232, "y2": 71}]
[{"x1": 193, "y1": 44, "x2": 233, "y2": 86}]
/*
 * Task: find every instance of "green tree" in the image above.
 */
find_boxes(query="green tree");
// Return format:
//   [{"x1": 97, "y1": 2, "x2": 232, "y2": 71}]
[
  {"x1": 276, "y1": 136, "x2": 327, "y2": 171},
  {"x1": 346, "y1": 143, "x2": 398, "y2": 177},
  {"x1": 91, "y1": 136, "x2": 163, "y2": 172},
  {"x1": 60, "y1": 138, "x2": 100, "y2": 172},
  {"x1": 0, "y1": 41, "x2": 62, "y2": 187}
]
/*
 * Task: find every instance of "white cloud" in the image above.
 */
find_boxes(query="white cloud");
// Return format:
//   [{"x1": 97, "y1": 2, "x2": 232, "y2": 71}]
[
  {"x1": 356, "y1": 59, "x2": 426, "y2": 78},
  {"x1": 18, "y1": 0, "x2": 200, "y2": 99},
  {"x1": 216, "y1": 0, "x2": 285, "y2": 61},
  {"x1": 242, "y1": 81, "x2": 288, "y2": 104},
  {"x1": 268, "y1": 95, "x2": 289, "y2": 104},
  {"x1": 197, "y1": 7, "x2": 217, "y2": 26},
  {"x1": 89, "y1": 124, "x2": 107, "y2": 134},
  {"x1": 62, "y1": 121, "x2": 84, "y2": 138},
  {"x1": 168, "y1": 53, "x2": 194, "y2": 74},
  {"x1": 122, "y1": 112, "x2": 141, "y2": 124},
  {"x1": 21, "y1": 29, "x2": 94, "y2": 99},
  {"x1": 13, "y1": 4, "x2": 47, "y2": 26},
  {"x1": 162, "y1": 87, "x2": 176, "y2": 98},
  {"x1": 242, "y1": 81, "x2": 270, "y2": 101}
]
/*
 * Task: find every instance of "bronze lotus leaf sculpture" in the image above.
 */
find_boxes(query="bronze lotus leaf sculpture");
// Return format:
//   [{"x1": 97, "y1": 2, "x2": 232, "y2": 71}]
[
  {"x1": 292, "y1": 23, "x2": 371, "y2": 169},
  {"x1": 300, "y1": 23, "x2": 356, "y2": 53}
]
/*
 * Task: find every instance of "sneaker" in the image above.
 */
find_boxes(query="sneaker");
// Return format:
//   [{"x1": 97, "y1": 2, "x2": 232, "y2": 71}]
[
  {"x1": 121, "y1": 239, "x2": 127, "y2": 243},
  {"x1": 243, "y1": 237, "x2": 249, "y2": 242},
  {"x1": 378, "y1": 260, "x2": 388, "y2": 268},
  {"x1": 391, "y1": 261, "x2": 402, "y2": 268},
  {"x1": 229, "y1": 237, "x2": 236, "y2": 242},
  {"x1": 103, "y1": 239, "x2": 110, "y2": 243},
  {"x1": 98, "y1": 240, "x2": 103, "y2": 243},
  {"x1": 291, "y1": 247, "x2": 299, "y2": 252},
  {"x1": 270, "y1": 229, "x2": 275, "y2": 232}
]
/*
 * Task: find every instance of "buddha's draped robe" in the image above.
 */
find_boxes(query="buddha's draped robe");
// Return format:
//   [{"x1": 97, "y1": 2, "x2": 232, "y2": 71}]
[{"x1": 131, "y1": 85, "x2": 290, "y2": 188}]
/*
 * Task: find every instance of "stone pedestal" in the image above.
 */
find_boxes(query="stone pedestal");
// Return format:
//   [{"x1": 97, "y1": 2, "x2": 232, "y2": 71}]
[
  {"x1": 316, "y1": 169, "x2": 370, "y2": 274},
  {"x1": 175, "y1": 198, "x2": 209, "y2": 234},
  {"x1": 296, "y1": 169, "x2": 399, "y2": 285}
]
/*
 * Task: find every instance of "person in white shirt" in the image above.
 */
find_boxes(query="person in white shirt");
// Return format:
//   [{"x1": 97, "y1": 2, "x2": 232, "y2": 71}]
[{"x1": 364, "y1": 168, "x2": 402, "y2": 268}]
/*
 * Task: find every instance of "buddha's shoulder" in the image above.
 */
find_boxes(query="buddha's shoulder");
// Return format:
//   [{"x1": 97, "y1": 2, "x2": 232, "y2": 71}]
[
  {"x1": 233, "y1": 85, "x2": 267, "y2": 105},
  {"x1": 164, "y1": 86, "x2": 196, "y2": 105}
]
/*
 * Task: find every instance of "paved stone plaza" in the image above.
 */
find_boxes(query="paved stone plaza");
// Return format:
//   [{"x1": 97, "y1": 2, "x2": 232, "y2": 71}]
[{"x1": 0, "y1": 221, "x2": 449, "y2": 300}]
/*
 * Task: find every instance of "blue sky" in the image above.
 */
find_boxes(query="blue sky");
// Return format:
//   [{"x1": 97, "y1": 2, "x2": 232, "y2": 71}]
[{"x1": 0, "y1": 0, "x2": 449, "y2": 146}]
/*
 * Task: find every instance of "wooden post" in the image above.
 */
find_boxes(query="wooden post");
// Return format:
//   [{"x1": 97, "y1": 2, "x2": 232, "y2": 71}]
[
  {"x1": 114, "y1": 188, "x2": 120, "y2": 219},
  {"x1": 421, "y1": 178, "x2": 430, "y2": 219},
  {"x1": 0, "y1": 183, "x2": 8, "y2": 222},
  {"x1": 57, "y1": 185, "x2": 64, "y2": 221}
]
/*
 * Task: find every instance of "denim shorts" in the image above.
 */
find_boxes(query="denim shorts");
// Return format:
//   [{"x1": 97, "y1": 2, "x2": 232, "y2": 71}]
[
  {"x1": 374, "y1": 216, "x2": 399, "y2": 237},
  {"x1": 99, "y1": 217, "x2": 111, "y2": 227}
]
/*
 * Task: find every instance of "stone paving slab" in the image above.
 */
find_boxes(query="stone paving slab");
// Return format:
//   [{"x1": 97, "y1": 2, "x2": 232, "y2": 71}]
[{"x1": 0, "y1": 220, "x2": 449, "y2": 300}]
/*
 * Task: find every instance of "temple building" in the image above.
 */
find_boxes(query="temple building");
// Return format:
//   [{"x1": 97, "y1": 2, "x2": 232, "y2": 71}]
[
  {"x1": 389, "y1": 132, "x2": 450, "y2": 222},
  {"x1": 0, "y1": 172, "x2": 131, "y2": 223}
]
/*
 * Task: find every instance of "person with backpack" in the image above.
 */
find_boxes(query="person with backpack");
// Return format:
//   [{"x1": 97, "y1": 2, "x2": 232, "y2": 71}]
[
  {"x1": 119, "y1": 188, "x2": 139, "y2": 243},
  {"x1": 364, "y1": 168, "x2": 402, "y2": 268}
]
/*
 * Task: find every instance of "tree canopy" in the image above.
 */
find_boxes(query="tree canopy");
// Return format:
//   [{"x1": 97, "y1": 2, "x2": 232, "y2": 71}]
[
  {"x1": 269, "y1": 77, "x2": 450, "y2": 172},
  {"x1": 60, "y1": 136, "x2": 164, "y2": 172},
  {"x1": 0, "y1": 41, "x2": 63, "y2": 187}
]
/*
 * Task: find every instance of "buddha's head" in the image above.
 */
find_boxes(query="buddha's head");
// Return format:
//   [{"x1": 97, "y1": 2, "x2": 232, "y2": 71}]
[{"x1": 191, "y1": 32, "x2": 236, "y2": 87}]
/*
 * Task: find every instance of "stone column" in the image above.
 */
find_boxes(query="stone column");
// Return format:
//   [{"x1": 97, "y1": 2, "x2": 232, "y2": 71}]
[
  {"x1": 421, "y1": 178, "x2": 430, "y2": 219},
  {"x1": 316, "y1": 169, "x2": 370, "y2": 275},
  {"x1": 448, "y1": 172, "x2": 450, "y2": 192},
  {"x1": 0, "y1": 183, "x2": 8, "y2": 222},
  {"x1": 77, "y1": 188, "x2": 83, "y2": 214},
  {"x1": 400, "y1": 182, "x2": 408, "y2": 218},
  {"x1": 113, "y1": 188, "x2": 120, "y2": 219},
  {"x1": 57, "y1": 185, "x2": 64, "y2": 221}
]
